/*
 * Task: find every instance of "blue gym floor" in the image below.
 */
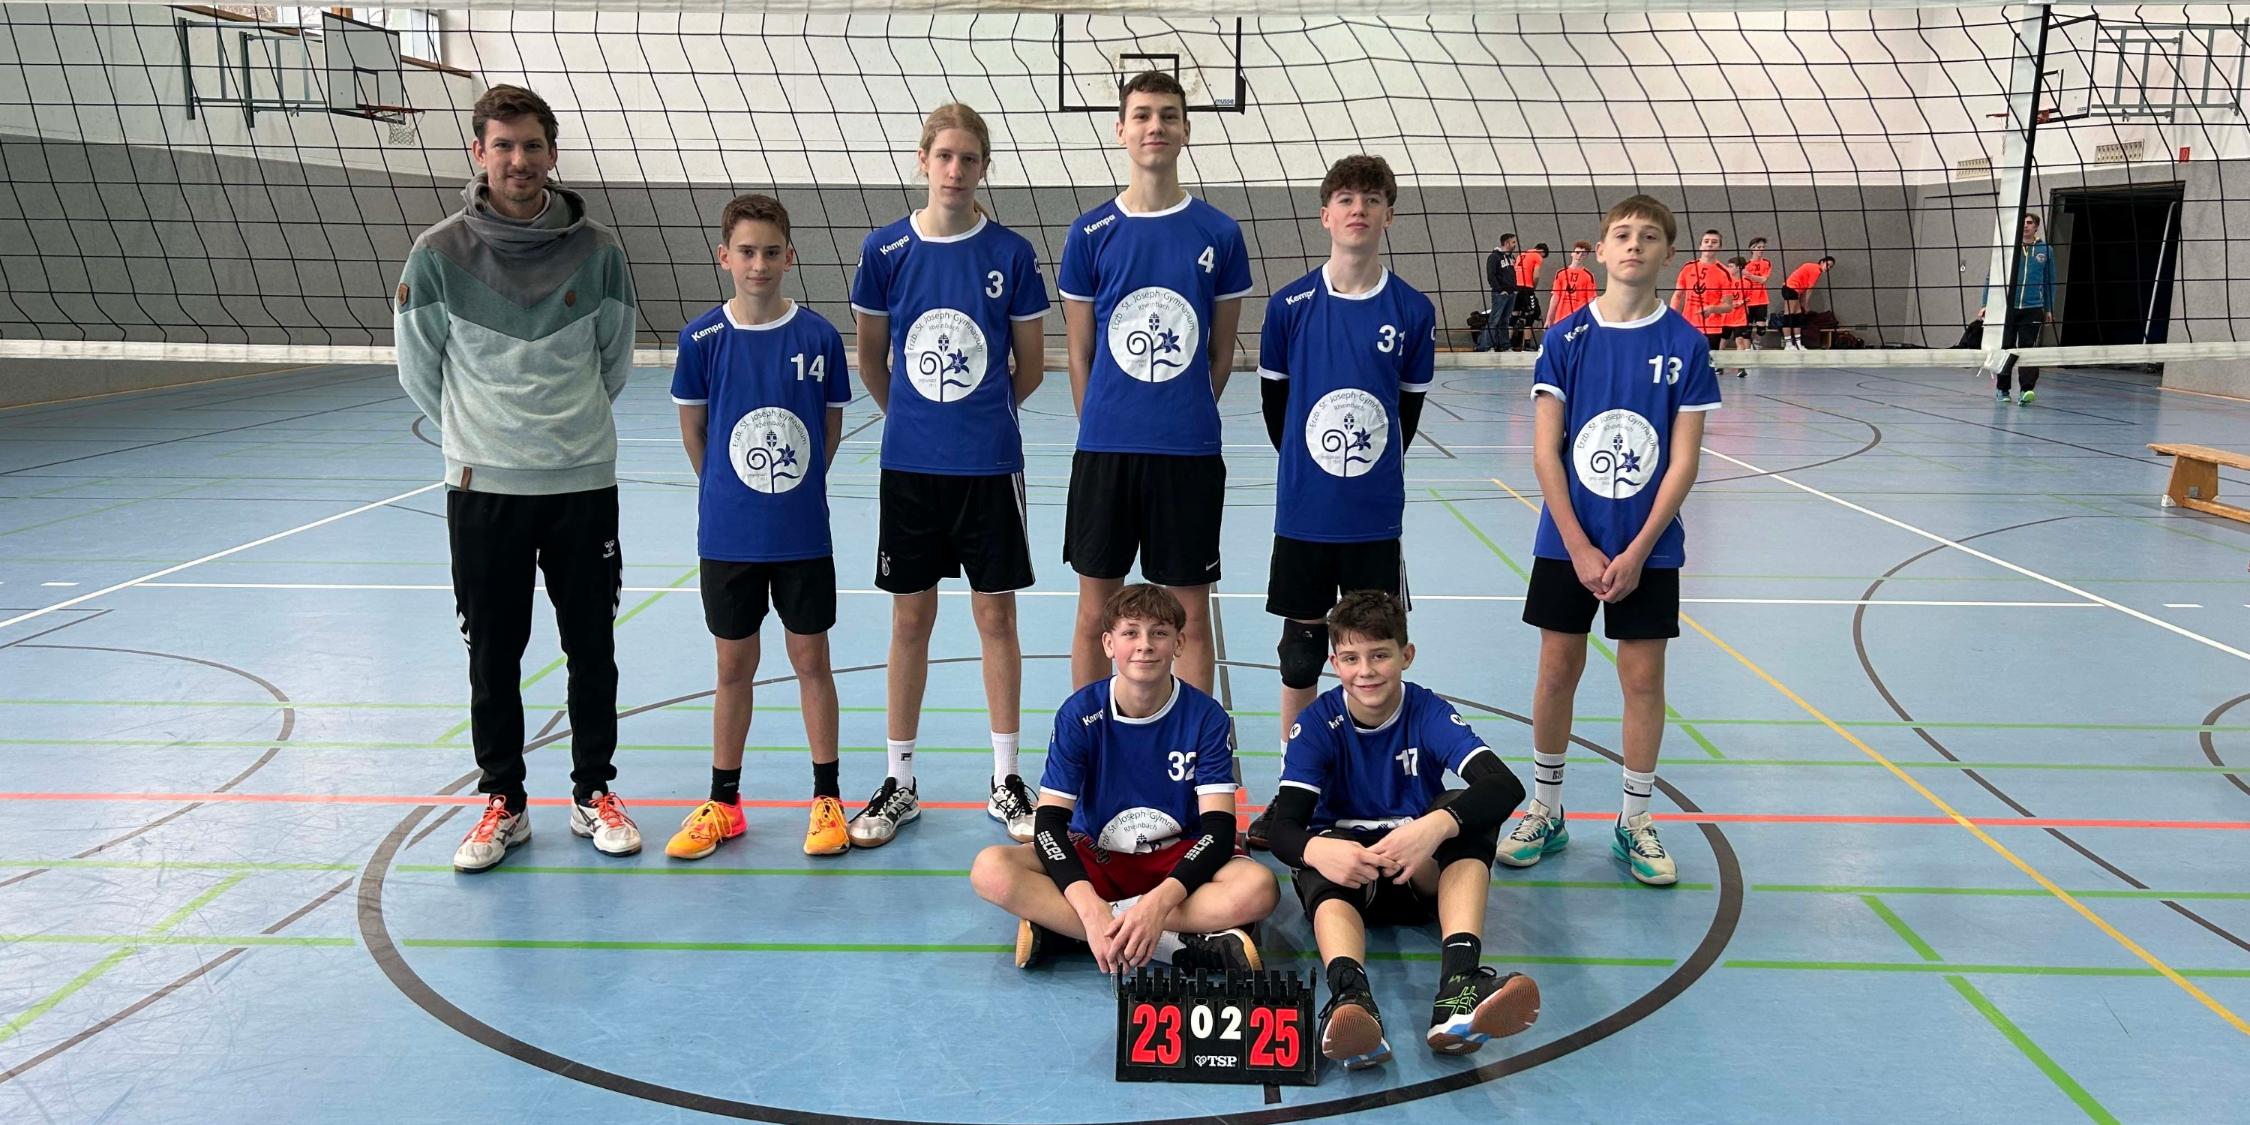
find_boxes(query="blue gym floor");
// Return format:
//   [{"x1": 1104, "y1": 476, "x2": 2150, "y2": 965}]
[{"x1": 2, "y1": 360, "x2": 2246, "y2": 1123}]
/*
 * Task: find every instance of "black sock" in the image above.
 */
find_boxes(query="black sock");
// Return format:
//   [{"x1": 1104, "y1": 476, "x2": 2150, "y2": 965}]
[
  {"x1": 1325, "y1": 956, "x2": 1369, "y2": 997},
  {"x1": 711, "y1": 767, "x2": 742, "y2": 806},
  {"x1": 571, "y1": 785, "x2": 601, "y2": 808},
  {"x1": 501, "y1": 792, "x2": 528, "y2": 816},
  {"x1": 812, "y1": 759, "x2": 840, "y2": 800},
  {"x1": 1440, "y1": 932, "x2": 1482, "y2": 981}
]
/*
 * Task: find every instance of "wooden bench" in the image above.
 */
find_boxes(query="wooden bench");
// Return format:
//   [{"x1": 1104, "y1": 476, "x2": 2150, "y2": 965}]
[{"x1": 2148, "y1": 443, "x2": 2250, "y2": 524}]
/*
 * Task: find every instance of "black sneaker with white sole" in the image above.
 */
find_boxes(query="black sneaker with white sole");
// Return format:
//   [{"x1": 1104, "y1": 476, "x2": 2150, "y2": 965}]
[
  {"x1": 1319, "y1": 987, "x2": 1392, "y2": 1070},
  {"x1": 1426, "y1": 967, "x2": 1540, "y2": 1053},
  {"x1": 1171, "y1": 928, "x2": 1262, "y2": 972}
]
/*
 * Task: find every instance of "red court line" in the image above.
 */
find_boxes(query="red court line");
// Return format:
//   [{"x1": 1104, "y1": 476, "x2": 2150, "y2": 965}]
[{"x1": 2, "y1": 791, "x2": 2244, "y2": 831}]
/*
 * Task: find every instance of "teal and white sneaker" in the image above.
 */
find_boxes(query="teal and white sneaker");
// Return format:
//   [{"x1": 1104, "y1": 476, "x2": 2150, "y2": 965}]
[
  {"x1": 1611, "y1": 811, "x2": 1678, "y2": 886},
  {"x1": 2018, "y1": 389, "x2": 2036, "y2": 405},
  {"x1": 1994, "y1": 389, "x2": 2010, "y2": 403},
  {"x1": 1495, "y1": 799, "x2": 1568, "y2": 868}
]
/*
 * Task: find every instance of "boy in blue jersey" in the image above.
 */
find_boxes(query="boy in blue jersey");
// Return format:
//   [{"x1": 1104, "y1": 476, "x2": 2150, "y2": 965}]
[
  {"x1": 1245, "y1": 153, "x2": 1434, "y2": 850},
  {"x1": 1498, "y1": 194, "x2": 1722, "y2": 886},
  {"x1": 969, "y1": 585, "x2": 1278, "y2": 972},
  {"x1": 848, "y1": 103, "x2": 1050, "y2": 848},
  {"x1": 668, "y1": 194, "x2": 855, "y2": 860},
  {"x1": 1058, "y1": 70, "x2": 1254, "y2": 696},
  {"x1": 1264, "y1": 592, "x2": 1538, "y2": 1069}
]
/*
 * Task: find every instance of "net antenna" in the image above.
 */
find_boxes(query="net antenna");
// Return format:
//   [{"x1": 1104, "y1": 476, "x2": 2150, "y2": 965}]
[
  {"x1": 322, "y1": 11, "x2": 417, "y2": 126},
  {"x1": 175, "y1": 10, "x2": 324, "y2": 127},
  {"x1": 1055, "y1": 15, "x2": 1247, "y2": 114}
]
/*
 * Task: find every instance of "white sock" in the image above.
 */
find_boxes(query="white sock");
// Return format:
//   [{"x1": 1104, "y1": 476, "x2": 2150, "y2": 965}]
[
  {"x1": 991, "y1": 731, "x2": 1020, "y2": 785},
  {"x1": 1154, "y1": 932, "x2": 1187, "y2": 964},
  {"x1": 1110, "y1": 895, "x2": 1139, "y2": 917},
  {"x1": 1533, "y1": 750, "x2": 1566, "y2": 811},
  {"x1": 886, "y1": 739, "x2": 916, "y2": 785},
  {"x1": 1621, "y1": 767, "x2": 1656, "y2": 822}
]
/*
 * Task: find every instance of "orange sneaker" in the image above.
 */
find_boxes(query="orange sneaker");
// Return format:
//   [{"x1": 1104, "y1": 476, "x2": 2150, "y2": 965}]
[
  {"x1": 803, "y1": 795, "x2": 848, "y2": 856},
  {"x1": 665, "y1": 799, "x2": 746, "y2": 860}
]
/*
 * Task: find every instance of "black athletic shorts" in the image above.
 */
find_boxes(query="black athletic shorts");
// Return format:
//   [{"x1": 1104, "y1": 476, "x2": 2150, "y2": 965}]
[
  {"x1": 1718, "y1": 325, "x2": 1751, "y2": 343},
  {"x1": 1266, "y1": 535, "x2": 1406, "y2": 621},
  {"x1": 876, "y1": 469, "x2": 1034, "y2": 595},
  {"x1": 1703, "y1": 331, "x2": 1726, "y2": 350},
  {"x1": 700, "y1": 556, "x2": 837, "y2": 640},
  {"x1": 1780, "y1": 285, "x2": 1803, "y2": 302},
  {"x1": 1746, "y1": 304, "x2": 1769, "y2": 326},
  {"x1": 1520, "y1": 554, "x2": 1680, "y2": 640},
  {"x1": 1288, "y1": 793, "x2": 1500, "y2": 925},
  {"x1": 1064, "y1": 451, "x2": 1225, "y2": 586}
]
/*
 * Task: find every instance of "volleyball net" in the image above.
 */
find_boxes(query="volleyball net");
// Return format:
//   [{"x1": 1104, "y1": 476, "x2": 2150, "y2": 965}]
[{"x1": 2, "y1": 1, "x2": 2247, "y2": 373}]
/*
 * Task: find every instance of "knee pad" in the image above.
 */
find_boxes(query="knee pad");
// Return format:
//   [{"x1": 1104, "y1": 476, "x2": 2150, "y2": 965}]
[
  {"x1": 1277, "y1": 620, "x2": 1329, "y2": 690},
  {"x1": 1293, "y1": 863, "x2": 1373, "y2": 922}
]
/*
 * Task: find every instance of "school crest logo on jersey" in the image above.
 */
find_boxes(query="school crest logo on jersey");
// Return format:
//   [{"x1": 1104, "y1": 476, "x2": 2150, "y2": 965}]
[
  {"x1": 1304, "y1": 389, "x2": 1388, "y2": 478},
  {"x1": 1097, "y1": 806, "x2": 1184, "y2": 854},
  {"x1": 1107, "y1": 287, "x2": 1199, "y2": 383},
  {"x1": 902, "y1": 308, "x2": 987, "y2": 402},
  {"x1": 1572, "y1": 408, "x2": 1661, "y2": 499},
  {"x1": 728, "y1": 407, "x2": 812, "y2": 495}
]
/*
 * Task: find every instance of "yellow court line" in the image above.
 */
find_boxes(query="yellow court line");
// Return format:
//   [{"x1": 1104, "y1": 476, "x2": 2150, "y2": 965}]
[{"x1": 1484, "y1": 476, "x2": 2250, "y2": 1036}]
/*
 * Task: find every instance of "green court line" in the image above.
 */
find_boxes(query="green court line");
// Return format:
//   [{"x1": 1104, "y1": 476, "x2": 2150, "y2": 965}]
[
  {"x1": 0, "y1": 948, "x2": 138, "y2": 1045},
  {"x1": 404, "y1": 937, "x2": 1016, "y2": 954},
  {"x1": 3, "y1": 738, "x2": 2242, "y2": 778},
  {"x1": 0, "y1": 934, "x2": 353, "y2": 948},
  {"x1": 1948, "y1": 976, "x2": 2120, "y2": 1124},
  {"x1": 1862, "y1": 895, "x2": 1943, "y2": 963},
  {"x1": 395, "y1": 864, "x2": 974, "y2": 877},
  {"x1": 0, "y1": 859, "x2": 357, "y2": 872},
  {"x1": 9, "y1": 701, "x2": 2246, "y2": 737},
  {"x1": 434, "y1": 564, "x2": 702, "y2": 744},
  {"x1": 0, "y1": 478, "x2": 219, "y2": 539},
  {"x1": 149, "y1": 874, "x2": 246, "y2": 934},
  {"x1": 1434, "y1": 488, "x2": 1725, "y2": 759},
  {"x1": 1724, "y1": 960, "x2": 2250, "y2": 978},
  {"x1": 3, "y1": 858, "x2": 2237, "y2": 903},
  {"x1": 1760, "y1": 884, "x2": 2250, "y2": 900},
  {"x1": 1860, "y1": 897, "x2": 2120, "y2": 1125}
]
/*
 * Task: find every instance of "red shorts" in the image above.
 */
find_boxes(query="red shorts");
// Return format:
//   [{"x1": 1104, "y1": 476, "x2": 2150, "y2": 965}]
[{"x1": 1072, "y1": 834, "x2": 1195, "y2": 901}]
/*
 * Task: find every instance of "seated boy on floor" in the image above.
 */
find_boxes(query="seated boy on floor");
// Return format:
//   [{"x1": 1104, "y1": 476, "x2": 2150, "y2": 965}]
[
  {"x1": 1264, "y1": 591, "x2": 1540, "y2": 1069},
  {"x1": 970, "y1": 584, "x2": 1279, "y2": 971}
]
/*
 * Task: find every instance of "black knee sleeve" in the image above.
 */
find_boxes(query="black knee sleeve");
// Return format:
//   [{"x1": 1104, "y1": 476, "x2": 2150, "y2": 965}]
[
  {"x1": 1430, "y1": 788, "x2": 1504, "y2": 869},
  {"x1": 1277, "y1": 620, "x2": 1329, "y2": 690},
  {"x1": 1291, "y1": 859, "x2": 1373, "y2": 923}
]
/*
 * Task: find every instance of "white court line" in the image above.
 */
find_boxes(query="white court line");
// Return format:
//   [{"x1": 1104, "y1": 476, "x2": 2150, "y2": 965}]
[
  {"x1": 40, "y1": 582, "x2": 77, "y2": 588},
  {"x1": 0, "y1": 483, "x2": 443, "y2": 631},
  {"x1": 2164, "y1": 603, "x2": 2204, "y2": 609},
  {"x1": 1702, "y1": 447, "x2": 2250, "y2": 664},
  {"x1": 131, "y1": 581, "x2": 2099, "y2": 609}
]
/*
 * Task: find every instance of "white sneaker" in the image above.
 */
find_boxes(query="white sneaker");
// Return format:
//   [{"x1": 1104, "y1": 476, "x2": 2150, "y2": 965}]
[
  {"x1": 453, "y1": 796, "x2": 530, "y2": 873},
  {"x1": 569, "y1": 790, "x2": 642, "y2": 856},
  {"x1": 848, "y1": 777, "x2": 920, "y2": 847},
  {"x1": 1611, "y1": 811, "x2": 1678, "y2": 886},
  {"x1": 988, "y1": 774, "x2": 1037, "y2": 843}
]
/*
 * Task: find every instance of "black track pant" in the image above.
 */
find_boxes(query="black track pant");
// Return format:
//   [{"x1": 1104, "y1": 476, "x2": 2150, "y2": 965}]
[
  {"x1": 1994, "y1": 307, "x2": 2046, "y2": 393},
  {"x1": 448, "y1": 486, "x2": 623, "y2": 806}
]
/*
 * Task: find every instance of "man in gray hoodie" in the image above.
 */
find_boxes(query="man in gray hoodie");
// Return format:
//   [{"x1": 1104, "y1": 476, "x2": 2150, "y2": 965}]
[{"x1": 395, "y1": 84, "x2": 642, "y2": 872}]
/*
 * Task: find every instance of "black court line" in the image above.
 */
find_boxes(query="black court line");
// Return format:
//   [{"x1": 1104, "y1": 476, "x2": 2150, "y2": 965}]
[
  {"x1": 2, "y1": 394, "x2": 407, "y2": 476},
  {"x1": 0, "y1": 641, "x2": 293, "y2": 890},
  {"x1": 1700, "y1": 397, "x2": 1881, "y2": 483},
  {"x1": 0, "y1": 876, "x2": 357, "y2": 1087},
  {"x1": 2199, "y1": 692, "x2": 2250, "y2": 800},
  {"x1": 0, "y1": 605, "x2": 111, "y2": 650},
  {"x1": 358, "y1": 655, "x2": 1741, "y2": 1125},
  {"x1": 1851, "y1": 516, "x2": 2250, "y2": 956}
]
